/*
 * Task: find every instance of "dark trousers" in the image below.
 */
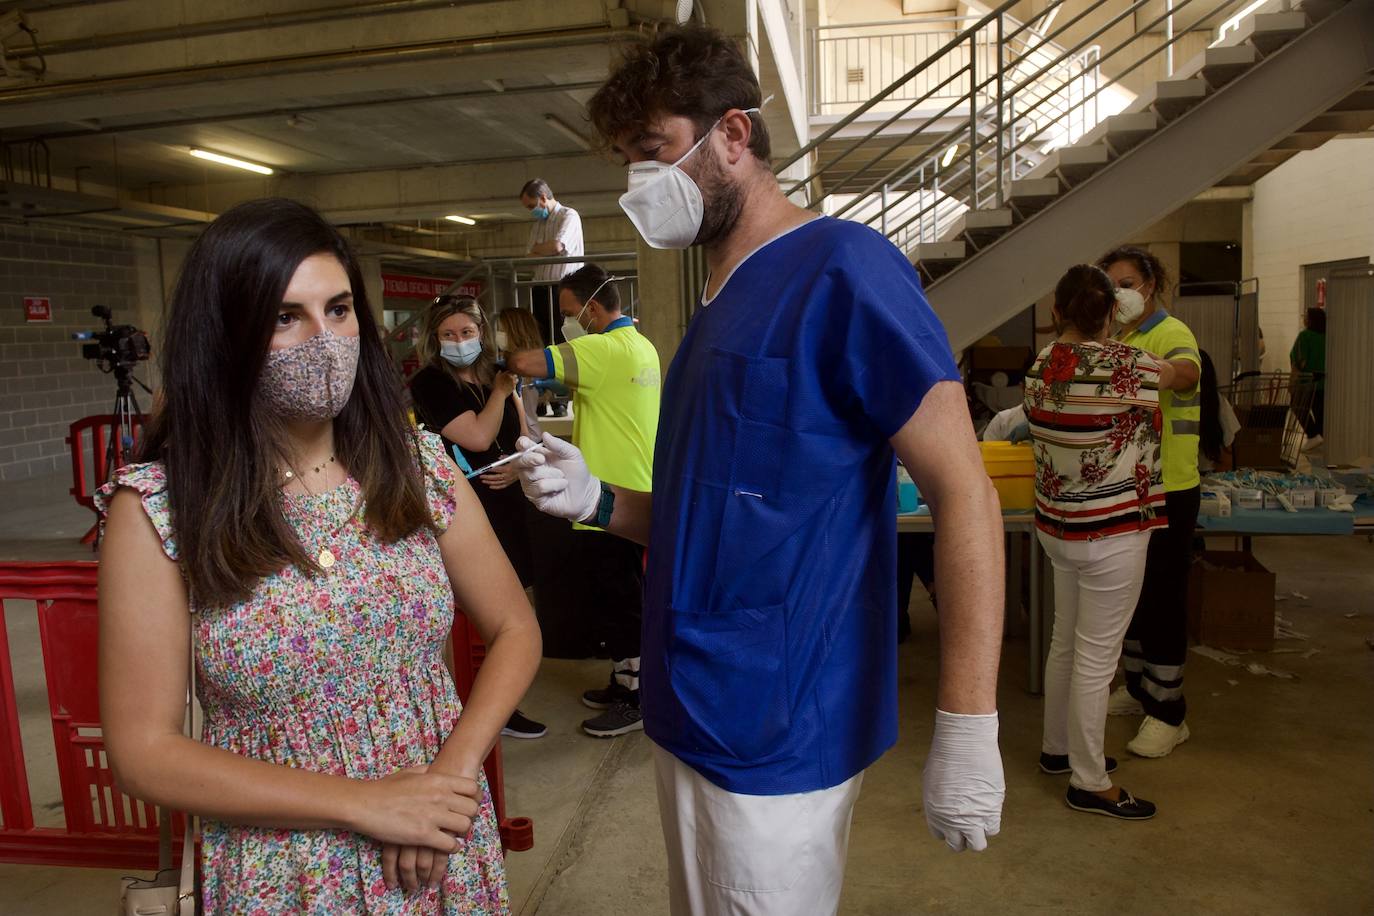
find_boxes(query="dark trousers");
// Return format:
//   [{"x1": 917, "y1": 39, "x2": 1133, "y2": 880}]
[
  {"x1": 1305, "y1": 388, "x2": 1325, "y2": 438},
  {"x1": 1123, "y1": 486, "x2": 1200, "y2": 726},
  {"x1": 896, "y1": 533, "x2": 937, "y2": 641},
  {"x1": 575, "y1": 529, "x2": 644, "y2": 667}
]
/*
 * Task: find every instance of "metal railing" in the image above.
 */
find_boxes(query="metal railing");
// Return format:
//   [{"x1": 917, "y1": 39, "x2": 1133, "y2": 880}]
[{"x1": 784, "y1": 0, "x2": 1265, "y2": 253}]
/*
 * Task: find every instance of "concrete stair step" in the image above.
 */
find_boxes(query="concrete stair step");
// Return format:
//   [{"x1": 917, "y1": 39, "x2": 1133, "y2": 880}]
[
  {"x1": 913, "y1": 240, "x2": 967, "y2": 284},
  {"x1": 1240, "y1": 11, "x2": 1309, "y2": 56},
  {"x1": 946, "y1": 207, "x2": 1015, "y2": 249},
  {"x1": 1006, "y1": 177, "x2": 1061, "y2": 219},
  {"x1": 1079, "y1": 111, "x2": 1160, "y2": 157},
  {"x1": 1175, "y1": 45, "x2": 1259, "y2": 90},
  {"x1": 1134, "y1": 77, "x2": 1210, "y2": 122},
  {"x1": 1026, "y1": 144, "x2": 1111, "y2": 187}
]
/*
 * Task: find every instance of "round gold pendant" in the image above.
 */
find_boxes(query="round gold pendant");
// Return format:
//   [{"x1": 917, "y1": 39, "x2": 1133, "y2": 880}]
[{"x1": 318, "y1": 548, "x2": 336, "y2": 569}]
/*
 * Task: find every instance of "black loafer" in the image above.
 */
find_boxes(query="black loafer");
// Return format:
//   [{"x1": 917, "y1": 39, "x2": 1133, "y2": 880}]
[
  {"x1": 1065, "y1": 785, "x2": 1156, "y2": 820},
  {"x1": 1039, "y1": 753, "x2": 1117, "y2": 775}
]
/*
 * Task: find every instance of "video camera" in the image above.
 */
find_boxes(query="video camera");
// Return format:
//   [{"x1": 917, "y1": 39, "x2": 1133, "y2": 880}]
[{"x1": 73, "y1": 305, "x2": 151, "y2": 373}]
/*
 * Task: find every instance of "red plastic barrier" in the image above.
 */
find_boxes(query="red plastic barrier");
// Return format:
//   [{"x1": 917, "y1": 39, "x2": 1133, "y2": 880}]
[
  {"x1": 0, "y1": 561, "x2": 530, "y2": 868},
  {"x1": 66, "y1": 415, "x2": 147, "y2": 547},
  {"x1": 0, "y1": 561, "x2": 179, "y2": 868},
  {"x1": 449, "y1": 611, "x2": 534, "y2": 852}
]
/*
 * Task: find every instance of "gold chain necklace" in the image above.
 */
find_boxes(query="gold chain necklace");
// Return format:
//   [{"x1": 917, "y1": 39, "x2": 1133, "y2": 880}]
[
  {"x1": 282, "y1": 458, "x2": 354, "y2": 570},
  {"x1": 282, "y1": 454, "x2": 334, "y2": 480}
]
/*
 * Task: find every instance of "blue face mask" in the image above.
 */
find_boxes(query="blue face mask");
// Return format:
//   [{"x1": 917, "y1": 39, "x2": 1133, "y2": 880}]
[
  {"x1": 440, "y1": 337, "x2": 482, "y2": 368},
  {"x1": 531, "y1": 206, "x2": 550, "y2": 220}
]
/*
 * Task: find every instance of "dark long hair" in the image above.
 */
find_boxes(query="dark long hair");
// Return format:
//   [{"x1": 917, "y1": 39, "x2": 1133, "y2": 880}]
[
  {"x1": 1053, "y1": 264, "x2": 1115, "y2": 337},
  {"x1": 139, "y1": 198, "x2": 434, "y2": 606},
  {"x1": 1198, "y1": 349, "x2": 1223, "y2": 464}
]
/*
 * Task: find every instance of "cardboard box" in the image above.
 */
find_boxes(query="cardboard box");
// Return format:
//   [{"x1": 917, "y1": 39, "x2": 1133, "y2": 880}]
[
  {"x1": 1187, "y1": 550, "x2": 1276, "y2": 651},
  {"x1": 1232, "y1": 427, "x2": 1285, "y2": 470}
]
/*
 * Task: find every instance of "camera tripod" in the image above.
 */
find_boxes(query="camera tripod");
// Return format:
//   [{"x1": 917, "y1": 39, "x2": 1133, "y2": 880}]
[{"x1": 103, "y1": 364, "x2": 152, "y2": 485}]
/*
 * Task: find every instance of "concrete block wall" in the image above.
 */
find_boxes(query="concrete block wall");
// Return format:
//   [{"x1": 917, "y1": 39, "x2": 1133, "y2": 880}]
[
  {"x1": 1244, "y1": 136, "x2": 1374, "y2": 372},
  {"x1": 0, "y1": 223, "x2": 143, "y2": 481}
]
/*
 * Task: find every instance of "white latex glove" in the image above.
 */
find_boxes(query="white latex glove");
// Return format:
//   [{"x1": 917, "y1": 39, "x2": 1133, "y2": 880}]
[
  {"x1": 922, "y1": 710, "x2": 1005, "y2": 852},
  {"x1": 513, "y1": 432, "x2": 601, "y2": 523}
]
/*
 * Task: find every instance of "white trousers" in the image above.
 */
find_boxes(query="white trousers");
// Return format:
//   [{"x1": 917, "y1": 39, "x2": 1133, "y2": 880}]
[
  {"x1": 1038, "y1": 529, "x2": 1152, "y2": 791},
  {"x1": 651, "y1": 743, "x2": 864, "y2": 916}
]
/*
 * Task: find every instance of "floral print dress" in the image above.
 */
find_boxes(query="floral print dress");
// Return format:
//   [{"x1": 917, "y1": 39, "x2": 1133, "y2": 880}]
[{"x1": 96, "y1": 431, "x2": 510, "y2": 914}]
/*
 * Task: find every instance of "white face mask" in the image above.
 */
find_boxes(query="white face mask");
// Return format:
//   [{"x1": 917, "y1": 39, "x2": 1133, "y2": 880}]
[
  {"x1": 1114, "y1": 287, "x2": 1146, "y2": 326},
  {"x1": 618, "y1": 108, "x2": 760, "y2": 250},
  {"x1": 494, "y1": 330, "x2": 509, "y2": 351},
  {"x1": 560, "y1": 275, "x2": 621, "y2": 341}
]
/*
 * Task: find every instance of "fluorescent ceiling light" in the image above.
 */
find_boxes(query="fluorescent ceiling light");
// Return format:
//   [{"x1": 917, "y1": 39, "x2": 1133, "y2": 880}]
[
  {"x1": 189, "y1": 148, "x2": 273, "y2": 175},
  {"x1": 941, "y1": 145, "x2": 959, "y2": 167},
  {"x1": 444, "y1": 214, "x2": 476, "y2": 225},
  {"x1": 544, "y1": 114, "x2": 593, "y2": 151}
]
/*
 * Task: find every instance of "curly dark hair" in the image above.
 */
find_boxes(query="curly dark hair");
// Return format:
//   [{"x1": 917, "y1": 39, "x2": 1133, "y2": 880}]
[
  {"x1": 1097, "y1": 244, "x2": 1171, "y2": 306},
  {"x1": 588, "y1": 24, "x2": 770, "y2": 162}
]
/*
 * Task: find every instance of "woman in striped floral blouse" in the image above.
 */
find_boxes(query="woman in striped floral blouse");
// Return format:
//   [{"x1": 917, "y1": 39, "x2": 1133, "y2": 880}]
[{"x1": 1025, "y1": 264, "x2": 1177, "y2": 821}]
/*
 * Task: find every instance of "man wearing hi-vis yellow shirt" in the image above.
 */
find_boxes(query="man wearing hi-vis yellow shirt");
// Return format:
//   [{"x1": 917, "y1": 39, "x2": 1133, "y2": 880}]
[{"x1": 507, "y1": 263, "x2": 660, "y2": 737}]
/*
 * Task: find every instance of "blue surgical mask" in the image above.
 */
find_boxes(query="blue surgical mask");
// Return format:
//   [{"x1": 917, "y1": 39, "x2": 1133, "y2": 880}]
[
  {"x1": 440, "y1": 338, "x2": 482, "y2": 367},
  {"x1": 531, "y1": 206, "x2": 550, "y2": 220}
]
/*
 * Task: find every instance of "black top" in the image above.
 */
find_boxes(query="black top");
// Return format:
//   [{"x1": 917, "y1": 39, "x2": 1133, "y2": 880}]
[{"x1": 409, "y1": 364, "x2": 521, "y2": 469}]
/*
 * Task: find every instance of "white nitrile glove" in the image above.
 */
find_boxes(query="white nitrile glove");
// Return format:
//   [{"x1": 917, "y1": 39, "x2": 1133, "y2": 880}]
[
  {"x1": 513, "y1": 433, "x2": 601, "y2": 523},
  {"x1": 922, "y1": 710, "x2": 1005, "y2": 852}
]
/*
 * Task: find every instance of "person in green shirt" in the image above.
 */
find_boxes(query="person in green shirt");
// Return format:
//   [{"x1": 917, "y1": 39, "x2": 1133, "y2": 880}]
[
  {"x1": 1099, "y1": 246, "x2": 1201, "y2": 760},
  {"x1": 507, "y1": 264, "x2": 661, "y2": 738},
  {"x1": 1290, "y1": 307, "x2": 1326, "y2": 441}
]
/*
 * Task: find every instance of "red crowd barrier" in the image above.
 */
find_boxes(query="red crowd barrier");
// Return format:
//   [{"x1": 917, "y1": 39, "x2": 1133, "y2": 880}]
[
  {"x1": 0, "y1": 561, "x2": 530, "y2": 868},
  {"x1": 0, "y1": 561, "x2": 176, "y2": 867},
  {"x1": 449, "y1": 611, "x2": 534, "y2": 852},
  {"x1": 66, "y1": 415, "x2": 147, "y2": 547}
]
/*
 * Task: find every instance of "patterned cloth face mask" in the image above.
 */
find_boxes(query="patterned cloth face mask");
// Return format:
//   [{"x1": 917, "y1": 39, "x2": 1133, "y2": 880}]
[{"x1": 259, "y1": 332, "x2": 361, "y2": 421}]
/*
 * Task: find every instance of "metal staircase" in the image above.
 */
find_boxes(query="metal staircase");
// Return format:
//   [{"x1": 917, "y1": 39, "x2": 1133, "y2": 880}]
[{"x1": 779, "y1": 0, "x2": 1374, "y2": 350}]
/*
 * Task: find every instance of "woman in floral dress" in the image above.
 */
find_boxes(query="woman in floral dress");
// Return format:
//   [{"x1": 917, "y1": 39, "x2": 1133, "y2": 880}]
[
  {"x1": 97, "y1": 198, "x2": 541, "y2": 913},
  {"x1": 1024, "y1": 264, "x2": 1176, "y2": 822}
]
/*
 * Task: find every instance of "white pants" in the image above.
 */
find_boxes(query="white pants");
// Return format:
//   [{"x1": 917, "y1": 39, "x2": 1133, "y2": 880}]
[
  {"x1": 1038, "y1": 530, "x2": 1151, "y2": 791},
  {"x1": 651, "y1": 743, "x2": 863, "y2": 916}
]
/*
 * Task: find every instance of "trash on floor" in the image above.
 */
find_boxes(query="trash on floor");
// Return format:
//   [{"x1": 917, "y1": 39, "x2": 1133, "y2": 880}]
[
  {"x1": 1245, "y1": 661, "x2": 1298, "y2": 680},
  {"x1": 1274, "y1": 613, "x2": 1309, "y2": 640},
  {"x1": 1191, "y1": 645, "x2": 1299, "y2": 680},
  {"x1": 1290, "y1": 590, "x2": 1310, "y2": 600}
]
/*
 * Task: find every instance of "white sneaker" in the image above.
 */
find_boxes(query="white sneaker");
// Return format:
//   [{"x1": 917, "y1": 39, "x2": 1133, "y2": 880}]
[
  {"x1": 1127, "y1": 716, "x2": 1190, "y2": 758},
  {"x1": 1107, "y1": 685, "x2": 1144, "y2": 717},
  {"x1": 1302, "y1": 434, "x2": 1324, "y2": 452}
]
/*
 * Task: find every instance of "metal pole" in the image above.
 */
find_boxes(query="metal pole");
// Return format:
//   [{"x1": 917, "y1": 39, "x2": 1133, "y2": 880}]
[
  {"x1": 881, "y1": 184, "x2": 890, "y2": 237},
  {"x1": 968, "y1": 31, "x2": 978, "y2": 210},
  {"x1": 1166, "y1": 0, "x2": 1174, "y2": 77},
  {"x1": 996, "y1": 13, "x2": 1005, "y2": 207}
]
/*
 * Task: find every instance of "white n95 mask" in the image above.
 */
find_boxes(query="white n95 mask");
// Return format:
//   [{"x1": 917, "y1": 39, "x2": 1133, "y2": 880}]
[
  {"x1": 1114, "y1": 287, "x2": 1146, "y2": 325},
  {"x1": 618, "y1": 108, "x2": 760, "y2": 250}
]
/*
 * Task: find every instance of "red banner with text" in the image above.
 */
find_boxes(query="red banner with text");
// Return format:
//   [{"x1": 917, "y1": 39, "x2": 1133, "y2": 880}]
[{"x1": 382, "y1": 273, "x2": 482, "y2": 301}]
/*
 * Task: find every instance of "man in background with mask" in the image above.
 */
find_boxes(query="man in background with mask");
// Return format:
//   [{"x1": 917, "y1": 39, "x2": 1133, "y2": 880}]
[
  {"x1": 512, "y1": 25, "x2": 1005, "y2": 916},
  {"x1": 506, "y1": 264, "x2": 660, "y2": 737},
  {"x1": 521, "y1": 178, "x2": 584, "y2": 282}
]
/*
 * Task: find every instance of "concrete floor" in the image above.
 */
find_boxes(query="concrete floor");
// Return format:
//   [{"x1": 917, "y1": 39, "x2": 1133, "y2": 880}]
[{"x1": 1, "y1": 472, "x2": 1372, "y2": 914}]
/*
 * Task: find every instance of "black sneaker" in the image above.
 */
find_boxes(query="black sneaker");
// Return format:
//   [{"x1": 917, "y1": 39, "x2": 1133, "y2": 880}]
[
  {"x1": 582, "y1": 673, "x2": 631, "y2": 710},
  {"x1": 581, "y1": 700, "x2": 643, "y2": 738},
  {"x1": 501, "y1": 709, "x2": 547, "y2": 739},
  {"x1": 1039, "y1": 753, "x2": 1118, "y2": 775},
  {"x1": 1065, "y1": 785, "x2": 1156, "y2": 820}
]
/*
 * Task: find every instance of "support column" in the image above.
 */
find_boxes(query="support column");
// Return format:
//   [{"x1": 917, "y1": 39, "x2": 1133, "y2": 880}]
[
  {"x1": 634, "y1": 239, "x2": 692, "y2": 370},
  {"x1": 358, "y1": 255, "x2": 386, "y2": 326}
]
